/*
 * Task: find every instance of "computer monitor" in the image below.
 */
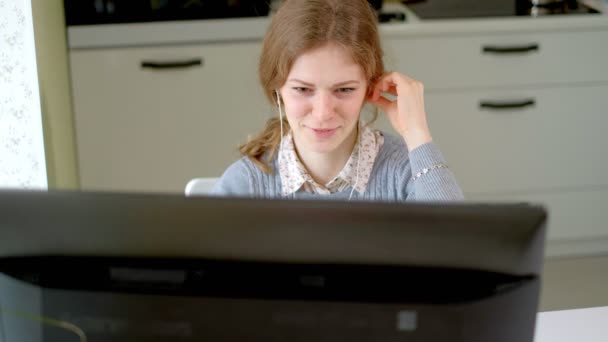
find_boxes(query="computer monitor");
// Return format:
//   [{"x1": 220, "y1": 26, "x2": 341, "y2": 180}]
[{"x1": 0, "y1": 190, "x2": 547, "y2": 342}]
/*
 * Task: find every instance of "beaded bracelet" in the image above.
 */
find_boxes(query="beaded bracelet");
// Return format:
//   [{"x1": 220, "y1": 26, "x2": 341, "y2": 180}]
[{"x1": 413, "y1": 163, "x2": 449, "y2": 181}]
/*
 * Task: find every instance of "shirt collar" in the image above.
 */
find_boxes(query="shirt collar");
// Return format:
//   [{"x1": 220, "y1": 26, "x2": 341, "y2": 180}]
[{"x1": 277, "y1": 123, "x2": 383, "y2": 197}]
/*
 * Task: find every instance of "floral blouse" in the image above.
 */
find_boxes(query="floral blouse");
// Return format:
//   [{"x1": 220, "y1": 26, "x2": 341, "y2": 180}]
[{"x1": 277, "y1": 125, "x2": 384, "y2": 196}]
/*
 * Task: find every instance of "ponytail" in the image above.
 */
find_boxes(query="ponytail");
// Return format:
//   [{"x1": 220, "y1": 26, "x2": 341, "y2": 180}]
[{"x1": 239, "y1": 117, "x2": 289, "y2": 174}]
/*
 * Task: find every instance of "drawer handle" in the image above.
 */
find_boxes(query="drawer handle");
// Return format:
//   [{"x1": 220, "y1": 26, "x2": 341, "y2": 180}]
[
  {"x1": 482, "y1": 44, "x2": 539, "y2": 54},
  {"x1": 480, "y1": 99, "x2": 536, "y2": 110},
  {"x1": 141, "y1": 58, "x2": 203, "y2": 69}
]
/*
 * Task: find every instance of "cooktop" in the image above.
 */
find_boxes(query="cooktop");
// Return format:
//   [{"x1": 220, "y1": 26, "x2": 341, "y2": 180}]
[{"x1": 404, "y1": 0, "x2": 602, "y2": 19}]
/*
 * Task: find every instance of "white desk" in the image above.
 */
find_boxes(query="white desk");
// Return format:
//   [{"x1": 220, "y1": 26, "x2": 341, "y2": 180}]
[{"x1": 536, "y1": 306, "x2": 608, "y2": 342}]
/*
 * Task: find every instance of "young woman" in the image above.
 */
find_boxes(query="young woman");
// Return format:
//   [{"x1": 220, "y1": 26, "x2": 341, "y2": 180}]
[{"x1": 212, "y1": 0, "x2": 463, "y2": 202}]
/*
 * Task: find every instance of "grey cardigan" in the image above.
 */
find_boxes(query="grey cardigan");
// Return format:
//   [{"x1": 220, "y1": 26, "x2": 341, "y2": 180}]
[{"x1": 211, "y1": 133, "x2": 464, "y2": 202}]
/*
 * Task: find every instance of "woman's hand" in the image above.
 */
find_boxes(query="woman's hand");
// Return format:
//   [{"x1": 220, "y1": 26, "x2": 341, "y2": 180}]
[{"x1": 368, "y1": 72, "x2": 433, "y2": 151}]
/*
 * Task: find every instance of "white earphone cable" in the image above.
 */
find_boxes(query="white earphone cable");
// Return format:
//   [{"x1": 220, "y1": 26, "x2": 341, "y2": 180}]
[
  {"x1": 348, "y1": 122, "x2": 362, "y2": 201},
  {"x1": 276, "y1": 90, "x2": 286, "y2": 170},
  {"x1": 276, "y1": 90, "x2": 284, "y2": 144}
]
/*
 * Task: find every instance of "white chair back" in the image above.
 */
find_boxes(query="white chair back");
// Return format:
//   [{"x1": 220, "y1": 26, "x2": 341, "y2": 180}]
[{"x1": 185, "y1": 177, "x2": 218, "y2": 196}]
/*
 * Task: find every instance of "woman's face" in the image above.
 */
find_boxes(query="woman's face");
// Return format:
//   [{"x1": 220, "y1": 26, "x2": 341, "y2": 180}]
[{"x1": 279, "y1": 43, "x2": 368, "y2": 155}]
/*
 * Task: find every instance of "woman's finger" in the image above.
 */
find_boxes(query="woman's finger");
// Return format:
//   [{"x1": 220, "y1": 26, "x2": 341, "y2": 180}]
[
  {"x1": 371, "y1": 72, "x2": 401, "y2": 100},
  {"x1": 368, "y1": 95, "x2": 394, "y2": 113},
  {"x1": 382, "y1": 83, "x2": 398, "y2": 97}
]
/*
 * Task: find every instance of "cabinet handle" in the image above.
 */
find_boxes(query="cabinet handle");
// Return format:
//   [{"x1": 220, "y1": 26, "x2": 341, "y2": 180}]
[
  {"x1": 482, "y1": 44, "x2": 539, "y2": 54},
  {"x1": 479, "y1": 99, "x2": 536, "y2": 110},
  {"x1": 141, "y1": 58, "x2": 203, "y2": 69}
]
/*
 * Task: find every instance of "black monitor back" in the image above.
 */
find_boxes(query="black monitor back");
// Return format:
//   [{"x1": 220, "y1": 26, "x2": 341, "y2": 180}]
[{"x1": 0, "y1": 190, "x2": 547, "y2": 342}]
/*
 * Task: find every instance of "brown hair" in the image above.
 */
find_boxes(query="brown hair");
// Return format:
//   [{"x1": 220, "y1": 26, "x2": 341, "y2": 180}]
[{"x1": 240, "y1": 0, "x2": 385, "y2": 173}]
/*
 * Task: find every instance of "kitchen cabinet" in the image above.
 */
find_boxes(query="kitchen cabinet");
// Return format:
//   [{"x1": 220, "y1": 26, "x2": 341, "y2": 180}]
[
  {"x1": 374, "y1": 20, "x2": 608, "y2": 256},
  {"x1": 70, "y1": 42, "x2": 270, "y2": 193}
]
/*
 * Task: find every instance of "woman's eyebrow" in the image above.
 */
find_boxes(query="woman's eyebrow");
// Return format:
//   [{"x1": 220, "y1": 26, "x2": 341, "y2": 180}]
[
  {"x1": 288, "y1": 79, "x2": 361, "y2": 87},
  {"x1": 333, "y1": 80, "x2": 361, "y2": 87},
  {"x1": 287, "y1": 79, "x2": 314, "y2": 86}
]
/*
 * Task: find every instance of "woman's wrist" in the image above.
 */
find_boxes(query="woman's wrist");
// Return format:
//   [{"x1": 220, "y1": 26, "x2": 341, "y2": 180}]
[{"x1": 402, "y1": 131, "x2": 433, "y2": 151}]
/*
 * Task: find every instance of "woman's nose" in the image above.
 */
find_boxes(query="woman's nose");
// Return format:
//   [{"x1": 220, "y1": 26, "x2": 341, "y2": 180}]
[{"x1": 311, "y1": 92, "x2": 336, "y2": 121}]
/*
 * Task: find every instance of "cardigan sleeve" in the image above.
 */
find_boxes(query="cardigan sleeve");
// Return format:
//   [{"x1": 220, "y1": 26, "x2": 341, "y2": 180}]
[
  {"x1": 404, "y1": 142, "x2": 464, "y2": 201},
  {"x1": 210, "y1": 158, "x2": 255, "y2": 197}
]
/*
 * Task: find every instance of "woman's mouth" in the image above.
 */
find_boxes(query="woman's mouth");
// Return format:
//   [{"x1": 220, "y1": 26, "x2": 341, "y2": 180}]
[{"x1": 310, "y1": 127, "x2": 338, "y2": 139}]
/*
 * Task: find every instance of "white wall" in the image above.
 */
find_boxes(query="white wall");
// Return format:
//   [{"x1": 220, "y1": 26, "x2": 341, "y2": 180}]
[{"x1": 0, "y1": 0, "x2": 47, "y2": 189}]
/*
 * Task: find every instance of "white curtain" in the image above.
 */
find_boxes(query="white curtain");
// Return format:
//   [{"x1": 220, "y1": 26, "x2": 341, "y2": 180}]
[{"x1": 0, "y1": 0, "x2": 47, "y2": 189}]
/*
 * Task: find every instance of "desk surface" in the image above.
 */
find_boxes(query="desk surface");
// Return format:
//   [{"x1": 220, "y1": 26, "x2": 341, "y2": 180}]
[{"x1": 536, "y1": 306, "x2": 608, "y2": 342}]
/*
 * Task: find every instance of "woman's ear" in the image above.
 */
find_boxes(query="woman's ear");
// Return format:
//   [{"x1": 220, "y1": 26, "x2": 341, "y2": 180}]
[
  {"x1": 367, "y1": 77, "x2": 379, "y2": 98},
  {"x1": 366, "y1": 84, "x2": 377, "y2": 102}
]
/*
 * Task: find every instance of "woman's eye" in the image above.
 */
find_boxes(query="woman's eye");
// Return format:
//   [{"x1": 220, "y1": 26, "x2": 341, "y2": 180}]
[
  {"x1": 293, "y1": 87, "x2": 312, "y2": 94},
  {"x1": 337, "y1": 88, "x2": 356, "y2": 94}
]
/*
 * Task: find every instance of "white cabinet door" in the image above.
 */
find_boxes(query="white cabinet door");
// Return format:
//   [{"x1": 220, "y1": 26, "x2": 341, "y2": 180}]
[
  {"x1": 373, "y1": 84, "x2": 608, "y2": 194},
  {"x1": 70, "y1": 42, "x2": 271, "y2": 193},
  {"x1": 383, "y1": 30, "x2": 608, "y2": 90}
]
